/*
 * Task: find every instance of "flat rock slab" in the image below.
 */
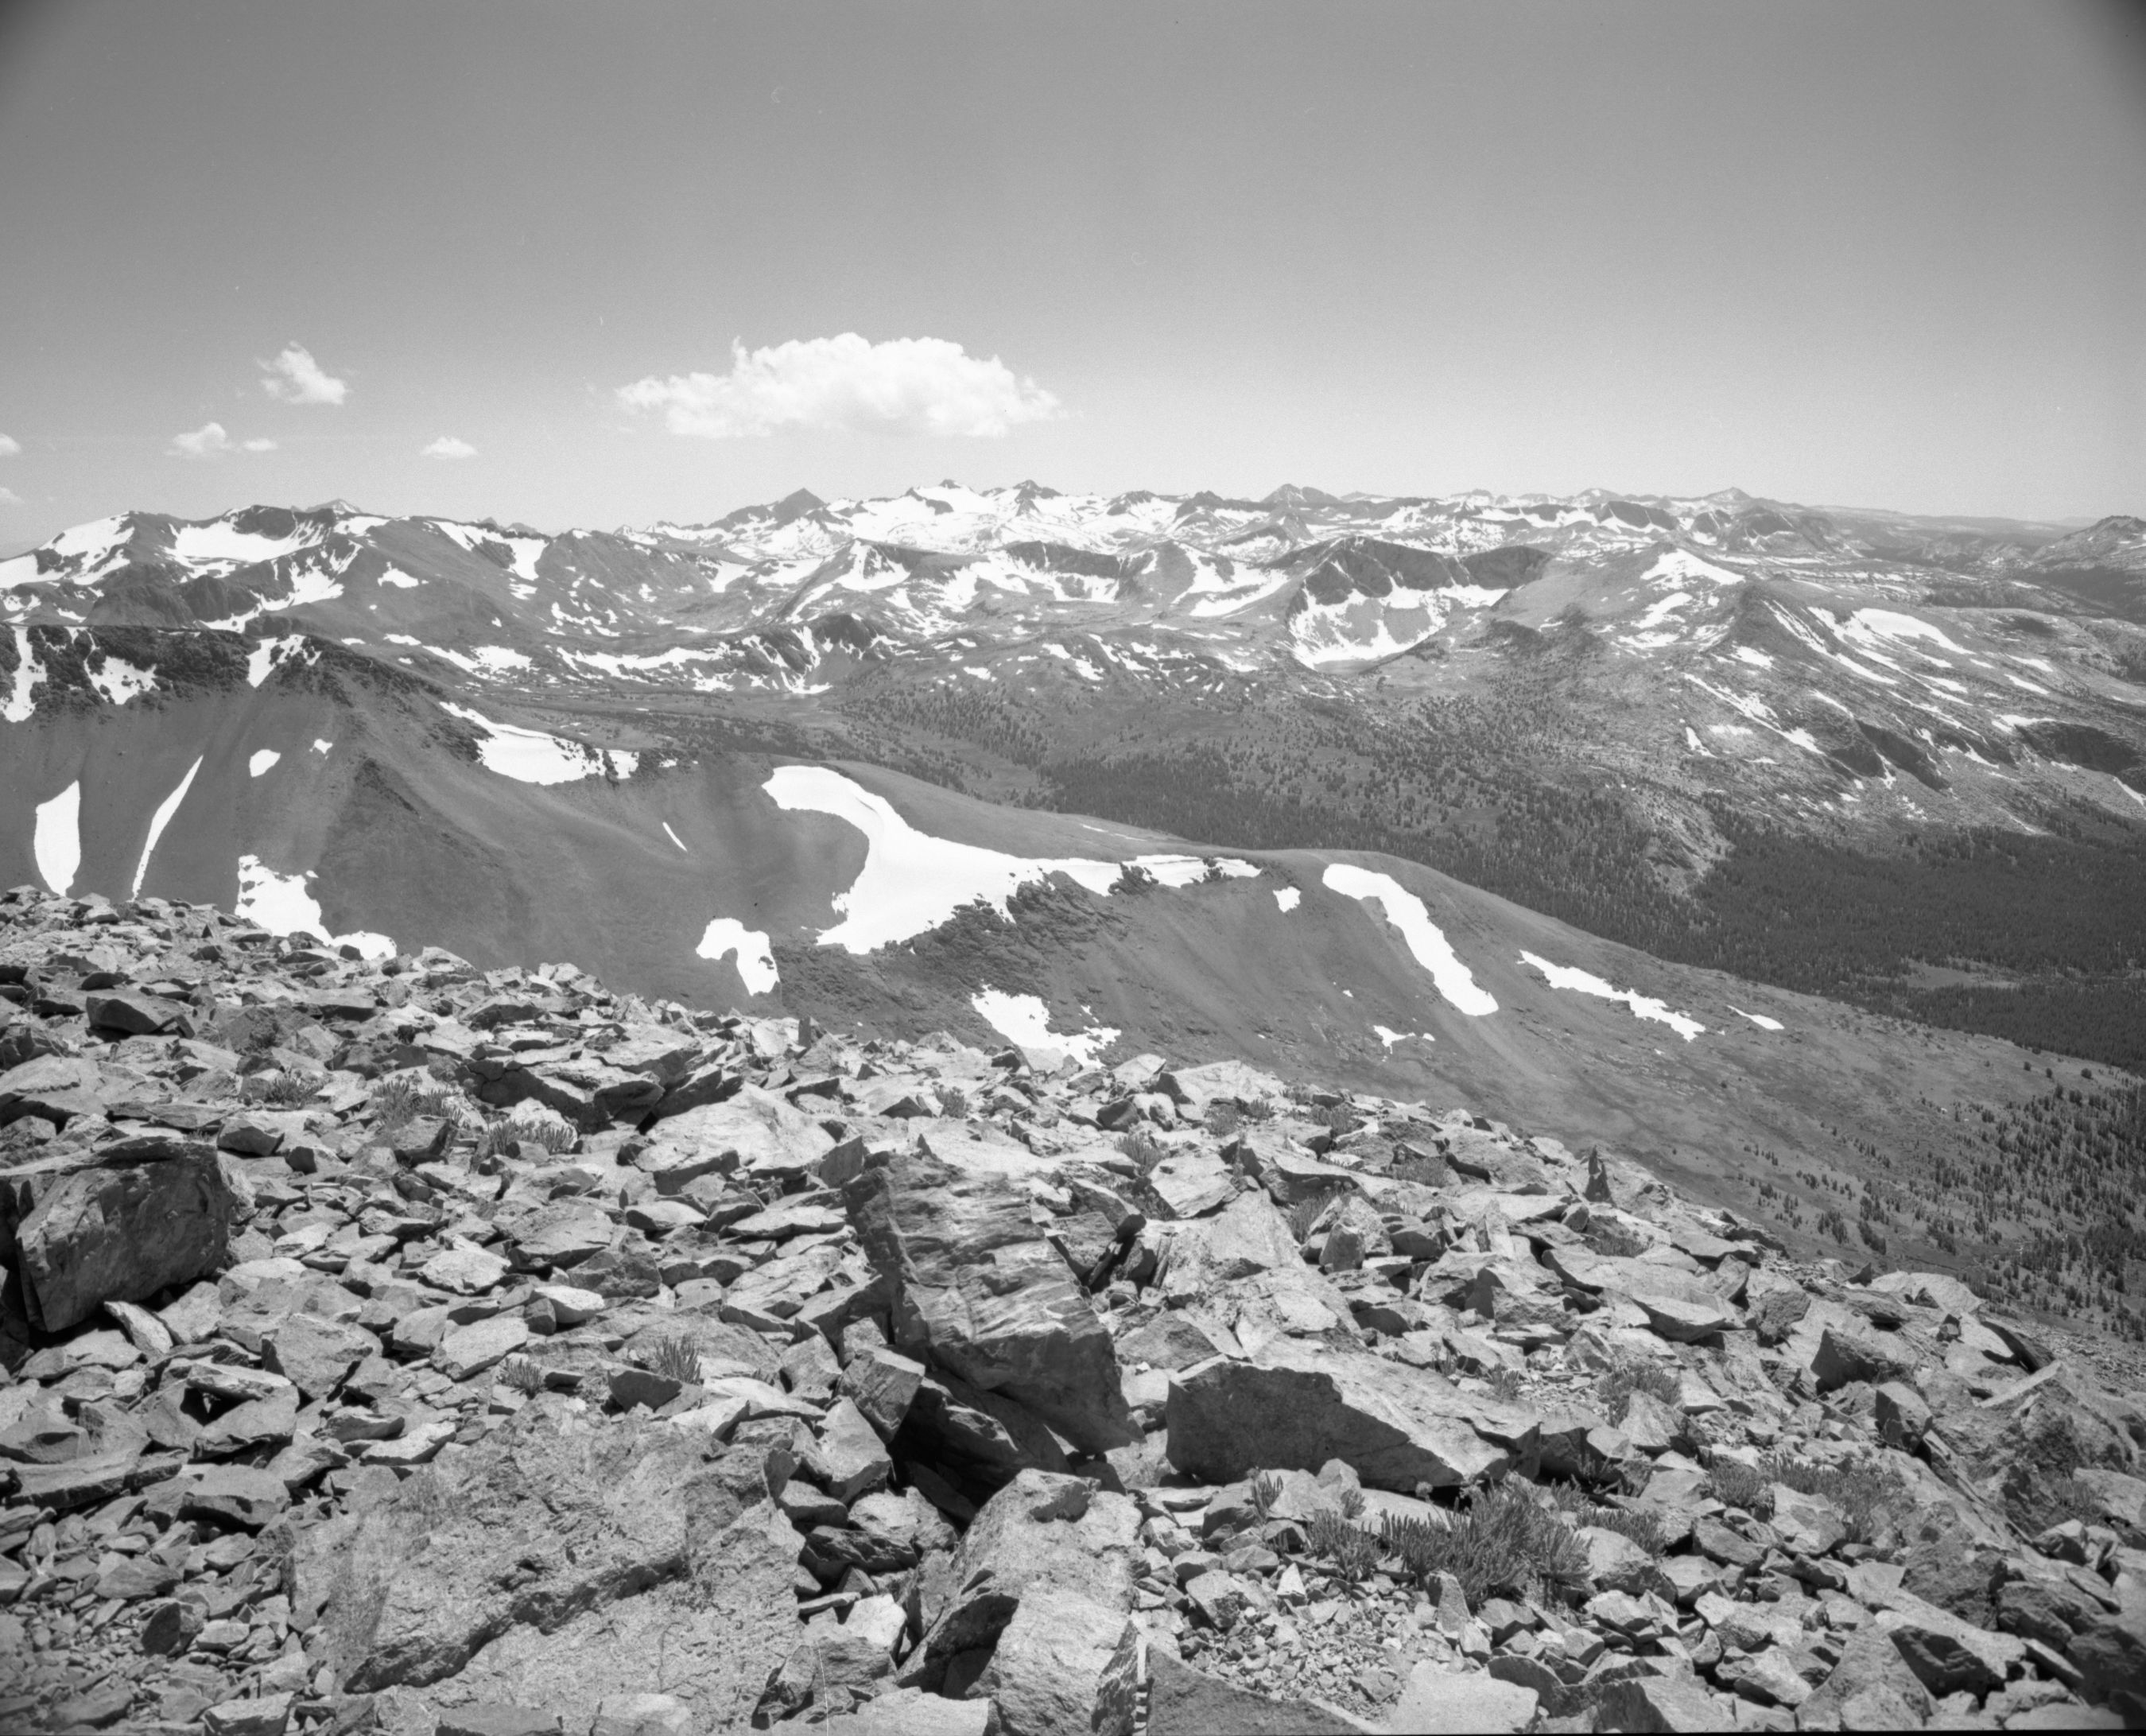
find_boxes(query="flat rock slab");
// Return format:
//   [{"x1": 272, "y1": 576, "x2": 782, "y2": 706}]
[
  {"x1": 1146, "y1": 1650, "x2": 1370, "y2": 1735},
  {"x1": 1166, "y1": 1340, "x2": 1520, "y2": 1489},
  {"x1": 1384, "y1": 1662, "x2": 1537, "y2": 1734}
]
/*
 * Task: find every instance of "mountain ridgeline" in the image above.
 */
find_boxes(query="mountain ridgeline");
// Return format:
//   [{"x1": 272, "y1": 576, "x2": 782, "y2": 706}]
[{"x1": 3, "y1": 481, "x2": 2145, "y2": 1307}]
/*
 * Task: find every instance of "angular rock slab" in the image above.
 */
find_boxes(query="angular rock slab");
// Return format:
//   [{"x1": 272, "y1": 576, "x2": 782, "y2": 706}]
[
  {"x1": 1166, "y1": 1340, "x2": 1521, "y2": 1490},
  {"x1": 844, "y1": 1144, "x2": 1135, "y2": 1455},
  {"x1": 974, "y1": 1586, "x2": 1138, "y2": 1736},
  {"x1": 15, "y1": 1140, "x2": 234, "y2": 1330},
  {"x1": 1384, "y1": 1661, "x2": 1537, "y2": 1733},
  {"x1": 295, "y1": 1396, "x2": 794, "y2": 1713},
  {"x1": 914, "y1": 1470, "x2": 1139, "y2": 1685},
  {"x1": 1145, "y1": 1652, "x2": 1368, "y2": 1735}
]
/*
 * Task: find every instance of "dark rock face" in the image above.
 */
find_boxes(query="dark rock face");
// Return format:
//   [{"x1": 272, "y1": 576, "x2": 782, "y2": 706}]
[
  {"x1": 843, "y1": 1141, "x2": 1137, "y2": 1457},
  {"x1": 13, "y1": 1140, "x2": 233, "y2": 1330}
]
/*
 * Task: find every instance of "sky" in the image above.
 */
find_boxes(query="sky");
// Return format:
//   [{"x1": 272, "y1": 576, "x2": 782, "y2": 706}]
[{"x1": 0, "y1": 0, "x2": 2140, "y2": 542}]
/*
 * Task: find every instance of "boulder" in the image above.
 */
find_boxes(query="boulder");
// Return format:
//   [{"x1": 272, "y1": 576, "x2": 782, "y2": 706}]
[
  {"x1": 910, "y1": 1470, "x2": 1138, "y2": 1687},
  {"x1": 14, "y1": 1139, "x2": 234, "y2": 1331},
  {"x1": 973, "y1": 1586, "x2": 1139, "y2": 1736},
  {"x1": 659, "y1": 1083, "x2": 833, "y2": 1183},
  {"x1": 844, "y1": 1144, "x2": 1135, "y2": 1455},
  {"x1": 1166, "y1": 1340, "x2": 1520, "y2": 1489},
  {"x1": 1591, "y1": 1668, "x2": 1734, "y2": 1732},
  {"x1": 263, "y1": 1312, "x2": 377, "y2": 1400},
  {"x1": 1811, "y1": 1323, "x2": 1915, "y2": 1393},
  {"x1": 1148, "y1": 1151, "x2": 1236, "y2": 1218},
  {"x1": 1151, "y1": 1190, "x2": 1358, "y2": 1353}
]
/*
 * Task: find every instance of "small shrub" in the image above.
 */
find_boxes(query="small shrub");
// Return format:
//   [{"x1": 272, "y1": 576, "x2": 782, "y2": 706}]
[
  {"x1": 1116, "y1": 1128, "x2": 1167, "y2": 1174},
  {"x1": 1381, "y1": 1485, "x2": 1593, "y2": 1606},
  {"x1": 1236, "y1": 1097, "x2": 1275, "y2": 1123},
  {"x1": 645, "y1": 1335, "x2": 703, "y2": 1386},
  {"x1": 371, "y1": 1074, "x2": 457, "y2": 1136},
  {"x1": 1306, "y1": 1510, "x2": 1381, "y2": 1583},
  {"x1": 1761, "y1": 1452, "x2": 1911, "y2": 1546},
  {"x1": 478, "y1": 1116, "x2": 576, "y2": 1159},
  {"x1": 1247, "y1": 1471, "x2": 1282, "y2": 1522},
  {"x1": 1704, "y1": 1458, "x2": 1772, "y2": 1516},
  {"x1": 250, "y1": 1070, "x2": 322, "y2": 1107},
  {"x1": 1548, "y1": 1486, "x2": 1668, "y2": 1558},
  {"x1": 501, "y1": 1357, "x2": 544, "y2": 1396},
  {"x1": 1205, "y1": 1101, "x2": 1242, "y2": 1137},
  {"x1": 1596, "y1": 1354, "x2": 1682, "y2": 1424},
  {"x1": 1310, "y1": 1101, "x2": 1360, "y2": 1136},
  {"x1": 1338, "y1": 1486, "x2": 1367, "y2": 1521},
  {"x1": 1486, "y1": 1365, "x2": 1525, "y2": 1404},
  {"x1": 937, "y1": 1085, "x2": 969, "y2": 1119}
]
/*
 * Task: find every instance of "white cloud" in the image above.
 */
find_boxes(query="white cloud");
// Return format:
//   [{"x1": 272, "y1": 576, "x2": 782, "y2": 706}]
[
  {"x1": 617, "y1": 333, "x2": 1060, "y2": 439},
  {"x1": 0, "y1": 487, "x2": 21, "y2": 507},
  {"x1": 259, "y1": 343, "x2": 348, "y2": 406},
  {"x1": 0, "y1": 434, "x2": 20, "y2": 458},
  {"x1": 169, "y1": 421, "x2": 277, "y2": 459},
  {"x1": 421, "y1": 435, "x2": 477, "y2": 459}
]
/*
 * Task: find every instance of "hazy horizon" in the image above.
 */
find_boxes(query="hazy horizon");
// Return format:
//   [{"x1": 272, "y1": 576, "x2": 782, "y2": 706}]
[{"x1": 2, "y1": 0, "x2": 2140, "y2": 543}]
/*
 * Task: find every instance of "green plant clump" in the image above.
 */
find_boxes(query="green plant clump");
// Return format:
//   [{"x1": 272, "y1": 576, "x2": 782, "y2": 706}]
[
  {"x1": 1380, "y1": 1485, "x2": 1592, "y2": 1606},
  {"x1": 1596, "y1": 1353, "x2": 1682, "y2": 1424}
]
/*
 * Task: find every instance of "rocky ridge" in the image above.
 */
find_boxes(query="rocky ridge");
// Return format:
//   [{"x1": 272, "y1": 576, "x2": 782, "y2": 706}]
[{"x1": 0, "y1": 885, "x2": 2142, "y2": 1734}]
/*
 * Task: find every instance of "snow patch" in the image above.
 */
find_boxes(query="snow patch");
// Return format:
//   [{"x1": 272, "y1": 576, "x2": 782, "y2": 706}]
[
  {"x1": 1275, "y1": 887, "x2": 1302, "y2": 912},
  {"x1": 246, "y1": 635, "x2": 314, "y2": 688},
  {"x1": 249, "y1": 749, "x2": 281, "y2": 777},
  {"x1": 235, "y1": 856, "x2": 394, "y2": 957},
  {"x1": 764, "y1": 765, "x2": 1251, "y2": 952},
  {"x1": 33, "y1": 782, "x2": 80, "y2": 895},
  {"x1": 1729, "y1": 1006, "x2": 1784, "y2": 1032},
  {"x1": 131, "y1": 757, "x2": 202, "y2": 897},
  {"x1": 696, "y1": 918, "x2": 777, "y2": 993},
  {"x1": 1520, "y1": 951, "x2": 1703, "y2": 1040},
  {"x1": 311, "y1": 738, "x2": 332, "y2": 755},
  {"x1": 662, "y1": 821, "x2": 688, "y2": 852},
  {"x1": 1643, "y1": 549, "x2": 1744, "y2": 587},
  {"x1": 1321, "y1": 864, "x2": 1496, "y2": 1016},
  {"x1": 1373, "y1": 1025, "x2": 1434, "y2": 1049},
  {"x1": 376, "y1": 569, "x2": 421, "y2": 589},
  {"x1": 173, "y1": 522, "x2": 309, "y2": 567},
  {"x1": 438, "y1": 701, "x2": 636, "y2": 785},
  {"x1": 87, "y1": 653, "x2": 156, "y2": 706},
  {"x1": 1733, "y1": 646, "x2": 1774, "y2": 670},
  {"x1": 972, "y1": 990, "x2": 1118, "y2": 1069},
  {"x1": 3, "y1": 628, "x2": 44, "y2": 721}
]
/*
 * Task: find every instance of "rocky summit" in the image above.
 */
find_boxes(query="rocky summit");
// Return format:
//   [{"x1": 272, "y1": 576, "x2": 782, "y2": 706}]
[{"x1": 1, "y1": 882, "x2": 2142, "y2": 1736}]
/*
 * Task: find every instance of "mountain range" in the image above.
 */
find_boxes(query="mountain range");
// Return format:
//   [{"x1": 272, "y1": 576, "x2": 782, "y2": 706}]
[{"x1": 2, "y1": 482, "x2": 2144, "y2": 1331}]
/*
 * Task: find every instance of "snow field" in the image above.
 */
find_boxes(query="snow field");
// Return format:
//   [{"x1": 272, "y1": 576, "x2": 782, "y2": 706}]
[
  {"x1": 33, "y1": 783, "x2": 81, "y2": 895},
  {"x1": 131, "y1": 759, "x2": 203, "y2": 897},
  {"x1": 695, "y1": 918, "x2": 778, "y2": 993},
  {"x1": 1520, "y1": 951, "x2": 1703, "y2": 1041},
  {"x1": 235, "y1": 856, "x2": 394, "y2": 959},
  {"x1": 971, "y1": 990, "x2": 1120, "y2": 1070},
  {"x1": 438, "y1": 702, "x2": 638, "y2": 785},
  {"x1": 1321, "y1": 864, "x2": 1497, "y2": 1016},
  {"x1": 766, "y1": 765, "x2": 1255, "y2": 953}
]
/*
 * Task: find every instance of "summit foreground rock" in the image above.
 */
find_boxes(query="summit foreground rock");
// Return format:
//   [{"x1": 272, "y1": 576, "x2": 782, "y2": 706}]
[{"x1": 0, "y1": 881, "x2": 2142, "y2": 1734}]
